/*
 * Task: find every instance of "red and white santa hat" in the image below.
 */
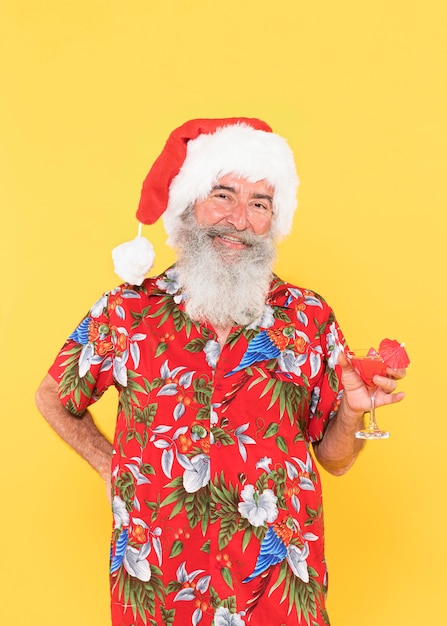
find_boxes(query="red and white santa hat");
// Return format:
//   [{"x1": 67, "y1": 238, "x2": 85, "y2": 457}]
[{"x1": 112, "y1": 117, "x2": 300, "y2": 285}]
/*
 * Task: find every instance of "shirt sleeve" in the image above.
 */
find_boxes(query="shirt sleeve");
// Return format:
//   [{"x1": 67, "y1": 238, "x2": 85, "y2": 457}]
[
  {"x1": 306, "y1": 307, "x2": 347, "y2": 443},
  {"x1": 48, "y1": 292, "x2": 116, "y2": 416}
]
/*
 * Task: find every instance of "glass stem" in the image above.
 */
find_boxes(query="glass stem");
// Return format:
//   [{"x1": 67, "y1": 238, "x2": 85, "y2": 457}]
[{"x1": 368, "y1": 390, "x2": 378, "y2": 431}]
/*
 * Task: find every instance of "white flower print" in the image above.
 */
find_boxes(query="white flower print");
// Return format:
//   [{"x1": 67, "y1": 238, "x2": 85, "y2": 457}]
[
  {"x1": 173, "y1": 562, "x2": 211, "y2": 625},
  {"x1": 123, "y1": 545, "x2": 152, "y2": 582},
  {"x1": 255, "y1": 456, "x2": 272, "y2": 473},
  {"x1": 156, "y1": 267, "x2": 181, "y2": 294},
  {"x1": 112, "y1": 495, "x2": 130, "y2": 529},
  {"x1": 210, "y1": 403, "x2": 221, "y2": 426},
  {"x1": 182, "y1": 454, "x2": 210, "y2": 493},
  {"x1": 277, "y1": 349, "x2": 307, "y2": 375},
  {"x1": 110, "y1": 521, "x2": 157, "y2": 583},
  {"x1": 238, "y1": 484, "x2": 278, "y2": 527},
  {"x1": 326, "y1": 321, "x2": 344, "y2": 369},
  {"x1": 89, "y1": 294, "x2": 108, "y2": 318},
  {"x1": 157, "y1": 359, "x2": 195, "y2": 420},
  {"x1": 204, "y1": 340, "x2": 220, "y2": 368},
  {"x1": 234, "y1": 423, "x2": 256, "y2": 462},
  {"x1": 286, "y1": 542, "x2": 310, "y2": 583},
  {"x1": 309, "y1": 386, "x2": 321, "y2": 416},
  {"x1": 214, "y1": 607, "x2": 246, "y2": 625}
]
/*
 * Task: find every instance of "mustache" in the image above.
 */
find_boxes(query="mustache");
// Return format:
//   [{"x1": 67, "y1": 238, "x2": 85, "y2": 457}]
[{"x1": 202, "y1": 224, "x2": 268, "y2": 246}]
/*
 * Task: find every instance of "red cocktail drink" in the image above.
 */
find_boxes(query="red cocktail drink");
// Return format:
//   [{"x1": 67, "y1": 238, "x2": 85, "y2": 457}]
[
  {"x1": 347, "y1": 349, "x2": 390, "y2": 439},
  {"x1": 347, "y1": 340, "x2": 408, "y2": 440},
  {"x1": 348, "y1": 354, "x2": 387, "y2": 389}
]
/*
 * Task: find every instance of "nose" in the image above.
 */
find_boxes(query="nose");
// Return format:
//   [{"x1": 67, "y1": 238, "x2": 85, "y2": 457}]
[{"x1": 225, "y1": 199, "x2": 249, "y2": 231}]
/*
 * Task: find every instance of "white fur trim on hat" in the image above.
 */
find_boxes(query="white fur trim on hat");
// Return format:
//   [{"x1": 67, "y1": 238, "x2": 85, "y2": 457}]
[{"x1": 163, "y1": 123, "x2": 299, "y2": 243}]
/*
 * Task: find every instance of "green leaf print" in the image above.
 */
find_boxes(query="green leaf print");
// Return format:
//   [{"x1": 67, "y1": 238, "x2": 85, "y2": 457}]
[
  {"x1": 184, "y1": 337, "x2": 208, "y2": 353},
  {"x1": 276, "y1": 435, "x2": 289, "y2": 454},
  {"x1": 326, "y1": 366, "x2": 339, "y2": 393},
  {"x1": 148, "y1": 295, "x2": 196, "y2": 336},
  {"x1": 134, "y1": 404, "x2": 157, "y2": 428},
  {"x1": 64, "y1": 398, "x2": 84, "y2": 417},
  {"x1": 155, "y1": 341, "x2": 169, "y2": 358},
  {"x1": 273, "y1": 306, "x2": 292, "y2": 323},
  {"x1": 185, "y1": 488, "x2": 210, "y2": 532},
  {"x1": 160, "y1": 606, "x2": 176, "y2": 625},
  {"x1": 200, "y1": 540, "x2": 210, "y2": 553},
  {"x1": 211, "y1": 427, "x2": 235, "y2": 446},
  {"x1": 58, "y1": 345, "x2": 99, "y2": 409},
  {"x1": 268, "y1": 560, "x2": 324, "y2": 625},
  {"x1": 255, "y1": 472, "x2": 268, "y2": 492},
  {"x1": 218, "y1": 515, "x2": 239, "y2": 551},
  {"x1": 118, "y1": 372, "x2": 151, "y2": 419},
  {"x1": 249, "y1": 373, "x2": 308, "y2": 426},
  {"x1": 193, "y1": 376, "x2": 213, "y2": 406},
  {"x1": 160, "y1": 480, "x2": 210, "y2": 533},
  {"x1": 304, "y1": 504, "x2": 323, "y2": 526},
  {"x1": 313, "y1": 317, "x2": 329, "y2": 340},
  {"x1": 221, "y1": 565, "x2": 233, "y2": 589},
  {"x1": 210, "y1": 474, "x2": 241, "y2": 550},
  {"x1": 130, "y1": 306, "x2": 150, "y2": 330},
  {"x1": 114, "y1": 566, "x2": 164, "y2": 624},
  {"x1": 263, "y1": 422, "x2": 279, "y2": 438},
  {"x1": 227, "y1": 327, "x2": 257, "y2": 348},
  {"x1": 115, "y1": 471, "x2": 136, "y2": 511},
  {"x1": 208, "y1": 587, "x2": 237, "y2": 612},
  {"x1": 169, "y1": 539, "x2": 184, "y2": 558},
  {"x1": 241, "y1": 528, "x2": 252, "y2": 552}
]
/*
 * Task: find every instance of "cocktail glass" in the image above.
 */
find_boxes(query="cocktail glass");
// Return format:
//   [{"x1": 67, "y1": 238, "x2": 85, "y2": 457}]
[{"x1": 348, "y1": 349, "x2": 390, "y2": 440}]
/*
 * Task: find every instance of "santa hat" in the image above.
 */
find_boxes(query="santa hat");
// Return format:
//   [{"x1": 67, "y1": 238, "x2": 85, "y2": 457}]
[{"x1": 112, "y1": 117, "x2": 299, "y2": 285}]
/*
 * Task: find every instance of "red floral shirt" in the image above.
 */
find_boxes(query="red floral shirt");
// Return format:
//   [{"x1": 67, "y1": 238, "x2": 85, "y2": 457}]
[{"x1": 49, "y1": 267, "x2": 346, "y2": 626}]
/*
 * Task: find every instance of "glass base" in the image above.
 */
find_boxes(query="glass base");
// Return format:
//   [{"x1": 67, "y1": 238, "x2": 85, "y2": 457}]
[{"x1": 355, "y1": 428, "x2": 390, "y2": 440}]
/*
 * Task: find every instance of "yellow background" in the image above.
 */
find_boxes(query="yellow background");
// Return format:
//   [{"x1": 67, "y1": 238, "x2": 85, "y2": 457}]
[{"x1": 1, "y1": 1, "x2": 446, "y2": 624}]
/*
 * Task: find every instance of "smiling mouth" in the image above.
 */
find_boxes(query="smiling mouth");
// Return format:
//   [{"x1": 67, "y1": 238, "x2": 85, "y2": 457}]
[
  {"x1": 206, "y1": 227, "x2": 252, "y2": 249},
  {"x1": 216, "y1": 234, "x2": 247, "y2": 248}
]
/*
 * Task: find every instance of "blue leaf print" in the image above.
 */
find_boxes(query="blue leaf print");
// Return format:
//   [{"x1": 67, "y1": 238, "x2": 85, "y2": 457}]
[{"x1": 69, "y1": 317, "x2": 91, "y2": 345}]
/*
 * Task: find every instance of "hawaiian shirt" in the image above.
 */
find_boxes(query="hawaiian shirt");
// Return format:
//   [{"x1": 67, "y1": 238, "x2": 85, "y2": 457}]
[{"x1": 49, "y1": 266, "x2": 346, "y2": 626}]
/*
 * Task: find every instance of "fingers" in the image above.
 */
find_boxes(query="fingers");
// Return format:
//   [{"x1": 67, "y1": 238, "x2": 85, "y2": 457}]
[
  {"x1": 386, "y1": 367, "x2": 406, "y2": 380},
  {"x1": 373, "y1": 374, "x2": 398, "y2": 394},
  {"x1": 377, "y1": 390, "x2": 406, "y2": 406},
  {"x1": 338, "y1": 351, "x2": 407, "y2": 406},
  {"x1": 338, "y1": 352, "x2": 353, "y2": 370},
  {"x1": 373, "y1": 373, "x2": 406, "y2": 406}
]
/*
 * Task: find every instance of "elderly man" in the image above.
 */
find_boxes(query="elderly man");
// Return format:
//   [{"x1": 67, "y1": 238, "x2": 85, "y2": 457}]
[{"x1": 36, "y1": 118, "x2": 405, "y2": 626}]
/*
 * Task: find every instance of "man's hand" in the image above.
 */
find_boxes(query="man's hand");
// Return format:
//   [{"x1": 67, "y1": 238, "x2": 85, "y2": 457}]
[
  {"x1": 338, "y1": 352, "x2": 406, "y2": 417},
  {"x1": 313, "y1": 353, "x2": 407, "y2": 476}
]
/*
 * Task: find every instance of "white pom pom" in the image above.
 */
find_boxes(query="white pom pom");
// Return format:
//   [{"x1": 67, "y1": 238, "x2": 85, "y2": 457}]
[{"x1": 112, "y1": 236, "x2": 155, "y2": 285}]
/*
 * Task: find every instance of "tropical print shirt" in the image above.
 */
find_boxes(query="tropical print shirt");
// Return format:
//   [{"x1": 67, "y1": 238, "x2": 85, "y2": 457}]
[{"x1": 49, "y1": 266, "x2": 346, "y2": 626}]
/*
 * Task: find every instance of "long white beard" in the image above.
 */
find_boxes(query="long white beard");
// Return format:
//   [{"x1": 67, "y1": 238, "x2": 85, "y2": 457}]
[{"x1": 172, "y1": 218, "x2": 276, "y2": 329}]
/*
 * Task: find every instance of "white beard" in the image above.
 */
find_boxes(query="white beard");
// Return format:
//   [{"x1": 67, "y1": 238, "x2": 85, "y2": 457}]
[{"x1": 171, "y1": 216, "x2": 276, "y2": 329}]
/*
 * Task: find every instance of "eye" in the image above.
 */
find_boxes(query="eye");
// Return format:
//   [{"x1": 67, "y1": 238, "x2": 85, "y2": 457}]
[
  {"x1": 251, "y1": 201, "x2": 272, "y2": 212},
  {"x1": 209, "y1": 190, "x2": 231, "y2": 202}
]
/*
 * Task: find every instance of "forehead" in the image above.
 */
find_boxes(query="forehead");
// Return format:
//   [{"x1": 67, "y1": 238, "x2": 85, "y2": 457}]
[{"x1": 214, "y1": 173, "x2": 274, "y2": 197}]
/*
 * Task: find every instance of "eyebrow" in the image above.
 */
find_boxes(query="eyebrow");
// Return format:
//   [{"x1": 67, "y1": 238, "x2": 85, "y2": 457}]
[
  {"x1": 211, "y1": 185, "x2": 273, "y2": 204},
  {"x1": 211, "y1": 184, "x2": 236, "y2": 193}
]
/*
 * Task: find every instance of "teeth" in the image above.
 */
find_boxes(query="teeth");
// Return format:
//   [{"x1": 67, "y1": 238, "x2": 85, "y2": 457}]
[{"x1": 221, "y1": 235, "x2": 243, "y2": 243}]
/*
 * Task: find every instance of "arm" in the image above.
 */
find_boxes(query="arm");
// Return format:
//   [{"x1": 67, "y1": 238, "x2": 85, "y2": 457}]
[
  {"x1": 35, "y1": 373, "x2": 113, "y2": 501},
  {"x1": 313, "y1": 353, "x2": 406, "y2": 476}
]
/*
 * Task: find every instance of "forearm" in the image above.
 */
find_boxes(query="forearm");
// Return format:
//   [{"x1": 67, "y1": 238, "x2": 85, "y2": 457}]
[
  {"x1": 313, "y1": 397, "x2": 365, "y2": 476},
  {"x1": 35, "y1": 374, "x2": 113, "y2": 481}
]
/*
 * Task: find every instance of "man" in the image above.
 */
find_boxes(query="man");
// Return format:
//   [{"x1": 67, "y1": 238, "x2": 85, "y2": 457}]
[{"x1": 36, "y1": 118, "x2": 405, "y2": 625}]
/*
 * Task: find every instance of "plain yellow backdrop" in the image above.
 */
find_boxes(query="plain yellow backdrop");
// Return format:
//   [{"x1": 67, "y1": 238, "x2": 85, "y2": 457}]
[{"x1": 1, "y1": 1, "x2": 446, "y2": 624}]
